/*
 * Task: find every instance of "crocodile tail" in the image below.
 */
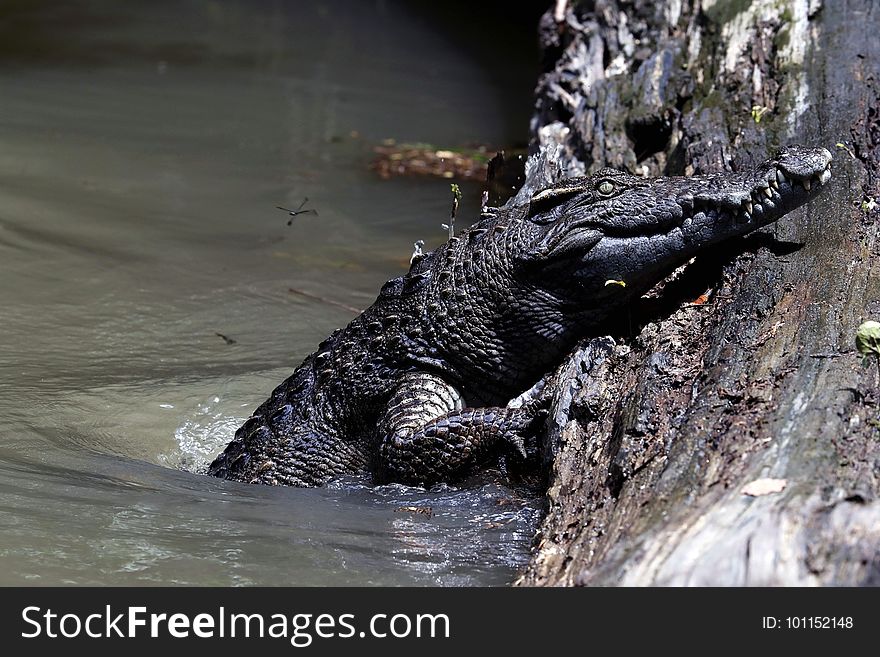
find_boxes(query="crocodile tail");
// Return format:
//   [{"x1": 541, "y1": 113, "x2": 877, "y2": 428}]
[
  {"x1": 207, "y1": 408, "x2": 369, "y2": 487},
  {"x1": 206, "y1": 413, "x2": 276, "y2": 482}
]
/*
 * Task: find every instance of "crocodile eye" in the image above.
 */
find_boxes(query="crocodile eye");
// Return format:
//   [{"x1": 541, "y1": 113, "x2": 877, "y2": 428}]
[{"x1": 597, "y1": 180, "x2": 615, "y2": 196}]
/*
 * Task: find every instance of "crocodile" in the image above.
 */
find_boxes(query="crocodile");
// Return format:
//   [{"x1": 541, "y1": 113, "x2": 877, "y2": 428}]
[{"x1": 208, "y1": 146, "x2": 832, "y2": 488}]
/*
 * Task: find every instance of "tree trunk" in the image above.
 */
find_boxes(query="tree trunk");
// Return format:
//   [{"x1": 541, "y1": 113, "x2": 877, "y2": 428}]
[{"x1": 514, "y1": 0, "x2": 880, "y2": 586}]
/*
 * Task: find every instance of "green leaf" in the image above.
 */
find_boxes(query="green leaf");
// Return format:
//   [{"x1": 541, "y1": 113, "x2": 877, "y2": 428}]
[{"x1": 856, "y1": 321, "x2": 880, "y2": 357}]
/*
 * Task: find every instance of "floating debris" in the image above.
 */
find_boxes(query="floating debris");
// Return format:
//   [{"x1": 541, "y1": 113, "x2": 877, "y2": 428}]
[
  {"x1": 393, "y1": 505, "x2": 434, "y2": 518},
  {"x1": 371, "y1": 140, "x2": 495, "y2": 181},
  {"x1": 215, "y1": 332, "x2": 237, "y2": 345}
]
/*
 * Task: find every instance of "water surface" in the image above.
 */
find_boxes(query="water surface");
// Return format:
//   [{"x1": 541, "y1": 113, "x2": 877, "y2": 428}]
[{"x1": 0, "y1": 0, "x2": 542, "y2": 585}]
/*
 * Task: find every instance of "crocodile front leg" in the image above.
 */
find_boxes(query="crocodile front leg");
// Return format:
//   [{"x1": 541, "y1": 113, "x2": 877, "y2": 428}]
[{"x1": 376, "y1": 372, "x2": 542, "y2": 486}]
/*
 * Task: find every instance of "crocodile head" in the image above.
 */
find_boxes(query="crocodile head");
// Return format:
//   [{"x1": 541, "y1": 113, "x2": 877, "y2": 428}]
[{"x1": 519, "y1": 145, "x2": 832, "y2": 309}]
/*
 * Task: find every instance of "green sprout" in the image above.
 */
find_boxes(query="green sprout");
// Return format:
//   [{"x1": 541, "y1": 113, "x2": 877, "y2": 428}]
[
  {"x1": 605, "y1": 279, "x2": 627, "y2": 288},
  {"x1": 856, "y1": 320, "x2": 880, "y2": 385},
  {"x1": 835, "y1": 142, "x2": 856, "y2": 159},
  {"x1": 442, "y1": 183, "x2": 462, "y2": 239},
  {"x1": 750, "y1": 105, "x2": 770, "y2": 123}
]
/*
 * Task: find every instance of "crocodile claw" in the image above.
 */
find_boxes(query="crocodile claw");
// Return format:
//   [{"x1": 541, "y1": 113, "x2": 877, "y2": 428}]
[{"x1": 506, "y1": 434, "x2": 529, "y2": 460}]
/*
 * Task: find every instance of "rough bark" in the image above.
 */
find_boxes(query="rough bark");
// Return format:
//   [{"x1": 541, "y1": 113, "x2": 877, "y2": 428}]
[{"x1": 515, "y1": 0, "x2": 880, "y2": 586}]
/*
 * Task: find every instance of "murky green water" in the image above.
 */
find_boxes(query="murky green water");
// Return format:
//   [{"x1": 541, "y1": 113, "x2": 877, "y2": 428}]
[{"x1": 0, "y1": 0, "x2": 542, "y2": 585}]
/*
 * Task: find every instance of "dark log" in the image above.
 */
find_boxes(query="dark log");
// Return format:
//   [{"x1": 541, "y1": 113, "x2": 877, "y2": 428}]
[{"x1": 515, "y1": 0, "x2": 880, "y2": 586}]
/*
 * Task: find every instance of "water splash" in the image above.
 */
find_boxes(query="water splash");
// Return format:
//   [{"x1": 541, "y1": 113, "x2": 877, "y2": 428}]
[{"x1": 162, "y1": 395, "x2": 245, "y2": 473}]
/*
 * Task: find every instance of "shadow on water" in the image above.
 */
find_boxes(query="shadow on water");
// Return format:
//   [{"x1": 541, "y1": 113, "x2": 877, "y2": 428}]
[{"x1": 0, "y1": 1, "x2": 545, "y2": 584}]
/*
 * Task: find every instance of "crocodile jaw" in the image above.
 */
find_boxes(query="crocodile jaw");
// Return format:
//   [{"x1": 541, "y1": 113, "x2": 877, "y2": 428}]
[{"x1": 568, "y1": 146, "x2": 833, "y2": 300}]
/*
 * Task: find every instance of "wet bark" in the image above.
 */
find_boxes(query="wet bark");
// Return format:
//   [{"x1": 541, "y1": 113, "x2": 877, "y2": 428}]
[{"x1": 515, "y1": 0, "x2": 880, "y2": 586}]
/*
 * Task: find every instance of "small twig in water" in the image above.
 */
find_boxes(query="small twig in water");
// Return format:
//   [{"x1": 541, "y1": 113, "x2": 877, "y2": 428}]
[{"x1": 215, "y1": 332, "x2": 237, "y2": 345}]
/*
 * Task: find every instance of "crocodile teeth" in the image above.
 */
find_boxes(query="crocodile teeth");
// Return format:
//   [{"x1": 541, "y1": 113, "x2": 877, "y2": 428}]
[
  {"x1": 769, "y1": 178, "x2": 779, "y2": 190},
  {"x1": 743, "y1": 200, "x2": 753, "y2": 214},
  {"x1": 819, "y1": 168, "x2": 831, "y2": 185},
  {"x1": 802, "y1": 178, "x2": 812, "y2": 192},
  {"x1": 776, "y1": 169, "x2": 786, "y2": 184},
  {"x1": 763, "y1": 187, "x2": 773, "y2": 198}
]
